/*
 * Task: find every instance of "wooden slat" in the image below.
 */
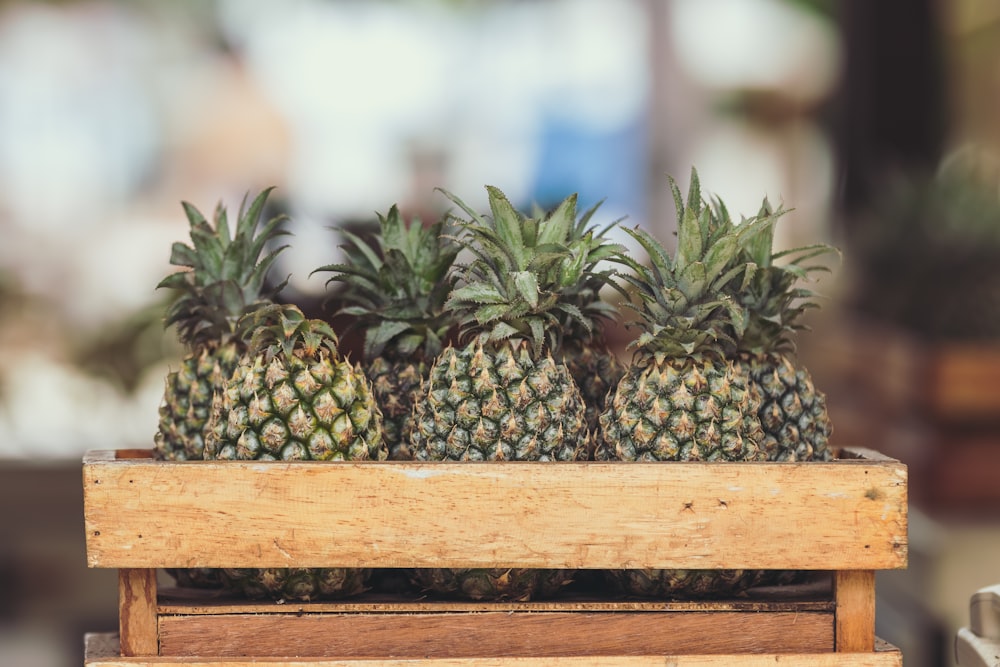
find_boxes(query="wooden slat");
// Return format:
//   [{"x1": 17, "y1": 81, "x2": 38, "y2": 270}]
[
  {"x1": 83, "y1": 448, "x2": 907, "y2": 571},
  {"x1": 156, "y1": 585, "x2": 836, "y2": 615},
  {"x1": 118, "y1": 569, "x2": 158, "y2": 656},
  {"x1": 834, "y1": 570, "x2": 876, "y2": 652},
  {"x1": 85, "y1": 633, "x2": 905, "y2": 666},
  {"x1": 157, "y1": 610, "x2": 833, "y2": 657}
]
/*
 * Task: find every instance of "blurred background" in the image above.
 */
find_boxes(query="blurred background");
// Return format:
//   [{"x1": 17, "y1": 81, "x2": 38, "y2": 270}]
[{"x1": 1, "y1": 0, "x2": 998, "y2": 665}]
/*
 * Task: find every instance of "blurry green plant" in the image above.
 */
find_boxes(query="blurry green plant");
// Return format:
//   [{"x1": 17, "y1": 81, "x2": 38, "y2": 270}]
[
  {"x1": 73, "y1": 297, "x2": 181, "y2": 393},
  {"x1": 850, "y1": 147, "x2": 1000, "y2": 341}
]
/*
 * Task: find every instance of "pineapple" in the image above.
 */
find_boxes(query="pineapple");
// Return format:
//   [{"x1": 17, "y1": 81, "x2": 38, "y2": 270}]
[
  {"x1": 545, "y1": 199, "x2": 626, "y2": 440},
  {"x1": 204, "y1": 304, "x2": 385, "y2": 601},
  {"x1": 154, "y1": 188, "x2": 289, "y2": 461},
  {"x1": 720, "y1": 193, "x2": 838, "y2": 589},
  {"x1": 726, "y1": 199, "x2": 837, "y2": 462},
  {"x1": 153, "y1": 188, "x2": 288, "y2": 590},
  {"x1": 596, "y1": 170, "x2": 770, "y2": 598},
  {"x1": 409, "y1": 186, "x2": 621, "y2": 601},
  {"x1": 314, "y1": 205, "x2": 459, "y2": 460}
]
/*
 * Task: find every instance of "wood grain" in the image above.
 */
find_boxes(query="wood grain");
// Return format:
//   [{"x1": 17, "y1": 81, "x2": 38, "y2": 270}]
[
  {"x1": 158, "y1": 609, "x2": 833, "y2": 657},
  {"x1": 835, "y1": 570, "x2": 876, "y2": 652},
  {"x1": 118, "y1": 569, "x2": 158, "y2": 656},
  {"x1": 85, "y1": 633, "x2": 904, "y2": 666},
  {"x1": 83, "y1": 448, "x2": 907, "y2": 571}
]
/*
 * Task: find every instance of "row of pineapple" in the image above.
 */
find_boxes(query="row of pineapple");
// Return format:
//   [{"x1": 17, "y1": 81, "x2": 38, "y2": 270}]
[{"x1": 152, "y1": 170, "x2": 837, "y2": 603}]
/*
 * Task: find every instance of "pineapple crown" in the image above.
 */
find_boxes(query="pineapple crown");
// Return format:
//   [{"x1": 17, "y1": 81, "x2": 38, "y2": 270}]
[
  {"x1": 615, "y1": 169, "x2": 776, "y2": 362},
  {"x1": 240, "y1": 303, "x2": 340, "y2": 362},
  {"x1": 314, "y1": 205, "x2": 460, "y2": 363},
  {"x1": 528, "y1": 198, "x2": 627, "y2": 345},
  {"x1": 724, "y1": 198, "x2": 839, "y2": 355},
  {"x1": 158, "y1": 187, "x2": 290, "y2": 350},
  {"x1": 442, "y1": 185, "x2": 626, "y2": 359}
]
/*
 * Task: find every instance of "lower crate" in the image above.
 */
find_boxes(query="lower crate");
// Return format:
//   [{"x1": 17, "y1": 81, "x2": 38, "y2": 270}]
[
  {"x1": 160, "y1": 581, "x2": 835, "y2": 657},
  {"x1": 83, "y1": 579, "x2": 906, "y2": 664}
]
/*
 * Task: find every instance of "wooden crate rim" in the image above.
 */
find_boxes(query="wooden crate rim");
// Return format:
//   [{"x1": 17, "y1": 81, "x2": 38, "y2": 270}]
[
  {"x1": 83, "y1": 445, "x2": 907, "y2": 571},
  {"x1": 86, "y1": 445, "x2": 899, "y2": 466}
]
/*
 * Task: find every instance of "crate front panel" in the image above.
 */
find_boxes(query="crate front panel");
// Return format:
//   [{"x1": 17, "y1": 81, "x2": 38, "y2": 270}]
[
  {"x1": 156, "y1": 609, "x2": 834, "y2": 657},
  {"x1": 83, "y1": 448, "x2": 907, "y2": 570}
]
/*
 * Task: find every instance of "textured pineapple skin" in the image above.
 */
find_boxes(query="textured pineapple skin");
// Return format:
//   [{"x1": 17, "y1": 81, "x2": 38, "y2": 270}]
[
  {"x1": 202, "y1": 345, "x2": 384, "y2": 602},
  {"x1": 154, "y1": 343, "x2": 240, "y2": 462},
  {"x1": 596, "y1": 353, "x2": 764, "y2": 462},
  {"x1": 156, "y1": 343, "x2": 240, "y2": 590},
  {"x1": 744, "y1": 351, "x2": 832, "y2": 462},
  {"x1": 559, "y1": 341, "x2": 624, "y2": 448},
  {"x1": 367, "y1": 356, "x2": 426, "y2": 461},
  {"x1": 206, "y1": 351, "x2": 384, "y2": 462},
  {"x1": 596, "y1": 352, "x2": 766, "y2": 599},
  {"x1": 409, "y1": 339, "x2": 586, "y2": 601},
  {"x1": 411, "y1": 341, "x2": 589, "y2": 463},
  {"x1": 604, "y1": 568, "x2": 763, "y2": 600},
  {"x1": 409, "y1": 567, "x2": 574, "y2": 602},
  {"x1": 745, "y1": 351, "x2": 833, "y2": 587},
  {"x1": 220, "y1": 567, "x2": 371, "y2": 602}
]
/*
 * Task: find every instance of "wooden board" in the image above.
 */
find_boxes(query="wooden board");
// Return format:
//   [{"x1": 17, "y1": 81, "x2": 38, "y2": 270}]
[
  {"x1": 157, "y1": 610, "x2": 833, "y2": 657},
  {"x1": 84, "y1": 633, "x2": 905, "y2": 666},
  {"x1": 152, "y1": 585, "x2": 837, "y2": 658},
  {"x1": 155, "y1": 582, "x2": 836, "y2": 615},
  {"x1": 83, "y1": 447, "x2": 907, "y2": 571}
]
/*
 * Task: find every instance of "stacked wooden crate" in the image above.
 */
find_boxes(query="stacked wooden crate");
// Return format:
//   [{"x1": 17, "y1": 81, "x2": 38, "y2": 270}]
[
  {"x1": 82, "y1": 446, "x2": 906, "y2": 665},
  {"x1": 814, "y1": 317, "x2": 1000, "y2": 514}
]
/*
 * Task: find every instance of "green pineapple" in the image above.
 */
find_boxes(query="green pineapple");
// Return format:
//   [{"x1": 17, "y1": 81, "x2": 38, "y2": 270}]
[
  {"x1": 204, "y1": 304, "x2": 385, "y2": 601},
  {"x1": 314, "y1": 205, "x2": 459, "y2": 460},
  {"x1": 409, "y1": 186, "x2": 620, "y2": 601},
  {"x1": 153, "y1": 188, "x2": 288, "y2": 590},
  {"x1": 726, "y1": 199, "x2": 837, "y2": 462},
  {"x1": 542, "y1": 199, "x2": 626, "y2": 441},
  {"x1": 154, "y1": 188, "x2": 289, "y2": 462},
  {"x1": 596, "y1": 170, "x2": 769, "y2": 598}
]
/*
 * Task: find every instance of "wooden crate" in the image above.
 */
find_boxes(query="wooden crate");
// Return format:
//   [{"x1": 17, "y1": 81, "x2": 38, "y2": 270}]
[
  {"x1": 82, "y1": 447, "x2": 907, "y2": 666},
  {"x1": 832, "y1": 318, "x2": 1000, "y2": 424},
  {"x1": 806, "y1": 315, "x2": 1000, "y2": 513}
]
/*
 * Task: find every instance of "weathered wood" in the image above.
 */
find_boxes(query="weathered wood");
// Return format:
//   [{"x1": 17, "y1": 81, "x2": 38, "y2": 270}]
[
  {"x1": 157, "y1": 609, "x2": 832, "y2": 657},
  {"x1": 118, "y1": 569, "x2": 158, "y2": 656},
  {"x1": 85, "y1": 633, "x2": 904, "y2": 666},
  {"x1": 84, "y1": 448, "x2": 906, "y2": 661},
  {"x1": 835, "y1": 570, "x2": 876, "y2": 652},
  {"x1": 83, "y1": 448, "x2": 907, "y2": 571}
]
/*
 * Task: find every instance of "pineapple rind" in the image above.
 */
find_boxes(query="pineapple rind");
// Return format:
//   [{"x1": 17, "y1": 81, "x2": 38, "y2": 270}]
[
  {"x1": 407, "y1": 339, "x2": 586, "y2": 601},
  {"x1": 744, "y1": 351, "x2": 832, "y2": 462},
  {"x1": 597, "y1": 353, "x2": 764, "y2": 463},
  {"x1": 595, "y1": 170, "x2": 772, "y2": 599},
  {"x1": 203, "y1": 307, "x2": 385, "y2": 602},
  {"x1": 154, "y1": 343, "x2": 239, "y2": 461},
  {"x1": 412, "y1": 340, "x2": 588, "y2": 463},
  {"x1": 558, "y1": 339, "x2": 624, "y2": 441},
  {"x1": 367, "y1": 356, "x2": 426, "y2": 461}
]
